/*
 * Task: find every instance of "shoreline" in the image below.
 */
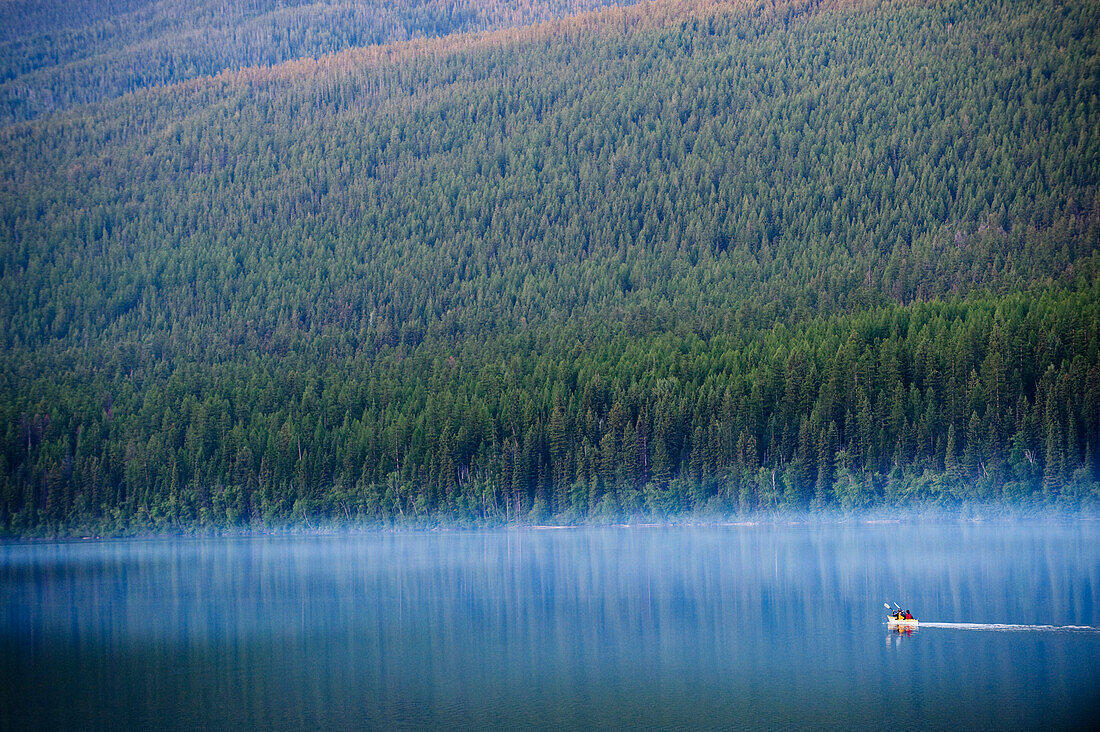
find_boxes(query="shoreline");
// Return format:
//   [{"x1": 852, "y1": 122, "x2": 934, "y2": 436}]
[{"x1": 4, "y1": 504, "x2": 1098, "y2": 543}]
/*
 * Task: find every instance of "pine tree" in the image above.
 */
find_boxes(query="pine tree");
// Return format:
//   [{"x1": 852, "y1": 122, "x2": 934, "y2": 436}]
[{"x1": 1043, "y1": 420, "x2": 1064, "y2": 497}]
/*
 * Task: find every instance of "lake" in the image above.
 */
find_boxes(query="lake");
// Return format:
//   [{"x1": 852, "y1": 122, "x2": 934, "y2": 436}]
[{"x1": 3, "y1": 522, "x2": 1098, "y2": 729}]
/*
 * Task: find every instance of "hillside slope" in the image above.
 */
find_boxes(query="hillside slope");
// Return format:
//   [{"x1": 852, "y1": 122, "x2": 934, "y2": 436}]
[
  {"x1": 0, "y1": 0, "x2": 643, "y2": 124},
  {"x1": 1, "y1": 0, "x2": 1098, "y2": 533}
]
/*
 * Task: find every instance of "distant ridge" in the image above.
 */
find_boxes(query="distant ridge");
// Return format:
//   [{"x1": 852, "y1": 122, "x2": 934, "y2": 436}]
[
  {"x1": 230, "y1": 0, "x2": 876, "y2": 79},
  {"x1": 0, "y1": 0, "x2": 649, "y2": 125}
]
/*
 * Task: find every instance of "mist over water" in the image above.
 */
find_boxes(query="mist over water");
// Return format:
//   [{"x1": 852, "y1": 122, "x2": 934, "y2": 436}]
[{"x1": 3, "y1": 522, "x2": 1099, "y2": 729}]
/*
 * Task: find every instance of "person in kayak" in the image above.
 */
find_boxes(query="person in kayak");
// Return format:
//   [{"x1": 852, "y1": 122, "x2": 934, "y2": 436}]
[{"x1": 904, "y1": 610, "x2": 913, "y2": 620}]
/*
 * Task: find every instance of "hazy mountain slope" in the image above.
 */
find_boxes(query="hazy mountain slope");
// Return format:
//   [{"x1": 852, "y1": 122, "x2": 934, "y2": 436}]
[
  {"x1": 1, "y1": 0, "x2": 1098, "y2": 533},
  {"x1": 0, "y1": 0, "x2": 645, "y2": 124},
  {"x1": 2, "y1": 0, "x2": 1095, "y2": 358}
]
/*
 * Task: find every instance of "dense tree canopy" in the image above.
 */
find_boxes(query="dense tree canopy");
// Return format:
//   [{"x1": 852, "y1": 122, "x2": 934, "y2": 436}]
[
  {"x1": 1, "y1": 0, "x2": 1098, "y2": 535},
  {"x1": 0, "y1": 0, "x2": 643, "y2": 124}
]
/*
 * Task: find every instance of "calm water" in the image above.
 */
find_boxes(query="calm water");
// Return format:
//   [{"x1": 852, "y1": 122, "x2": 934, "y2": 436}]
[{"x1": 3, "y1": 523, "x2": 1099, "y2": 730}]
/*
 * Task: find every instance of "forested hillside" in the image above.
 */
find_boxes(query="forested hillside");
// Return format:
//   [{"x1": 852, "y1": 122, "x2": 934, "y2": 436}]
[
  {"x1": 0, "y1": 0, "x2": 642, "y2": 124},
  {"x1": 1, "y1": 0, "x2": 1098, "y2": 534}
]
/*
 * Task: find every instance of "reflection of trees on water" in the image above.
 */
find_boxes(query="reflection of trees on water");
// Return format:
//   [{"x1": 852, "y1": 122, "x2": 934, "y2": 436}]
[{"x1": 2, "y1": 524, "x2": 1097, "y2": 727}]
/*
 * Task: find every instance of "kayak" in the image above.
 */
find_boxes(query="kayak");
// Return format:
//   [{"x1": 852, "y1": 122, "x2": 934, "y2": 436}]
[
  {"x1": 887, "y1": 616, "x2": 919, "y2": 627},
  {"x1": 883, "y1": 603, "x2": 917, "y2": 627}
]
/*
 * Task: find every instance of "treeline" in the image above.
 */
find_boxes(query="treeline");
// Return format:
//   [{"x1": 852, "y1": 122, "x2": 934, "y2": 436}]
[
  {"x1": 1, "y1": 0, "x2": 1099, "y2": 534},
  {"x1": 2, "y1": 288, "x2": 1098, "y2": 534},
  {"x1": 0, "y1": 0, "x2": 643, "y2": 125}
]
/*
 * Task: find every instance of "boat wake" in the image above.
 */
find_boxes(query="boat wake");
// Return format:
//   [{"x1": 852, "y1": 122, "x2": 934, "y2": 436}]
[{"x1": 919, "y1": 622, "x2": 1100, "y2": 632}]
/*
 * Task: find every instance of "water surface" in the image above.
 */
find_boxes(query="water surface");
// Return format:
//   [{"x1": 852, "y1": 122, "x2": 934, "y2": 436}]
[{"x1": 3, "y1": 523, "x2": 1098, "y2": 729}]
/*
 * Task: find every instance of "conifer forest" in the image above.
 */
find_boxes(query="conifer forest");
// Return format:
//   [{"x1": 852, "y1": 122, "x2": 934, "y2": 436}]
[{"x1": 1, "y1": 0, "x2": 1098, "y2": 535}]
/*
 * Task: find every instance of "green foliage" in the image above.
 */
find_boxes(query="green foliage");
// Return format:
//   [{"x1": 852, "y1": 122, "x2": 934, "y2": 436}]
[
  {"x1": 0, "y1": 0, "x2": 643, "y2": 124},
  {"x1": 3, "y1": 288, "x2": 1098, "y2": 534},
  {"x1": 1, "y1": 0, "x2": 1098, "y2": 534}
]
